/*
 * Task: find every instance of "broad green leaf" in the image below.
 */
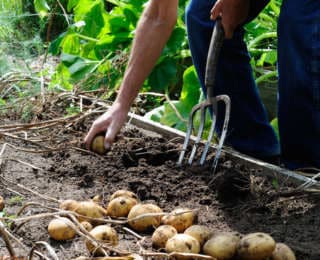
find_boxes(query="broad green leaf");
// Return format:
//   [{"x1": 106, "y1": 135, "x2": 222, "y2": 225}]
[
  {"x1": 61, "y1": 33, "x2": 80, "y2": 54},
  {"x1": 148, "y1": 58, "x2": 178, "y2": 92},
  {"x1": 49, "y1": 32, "x2": 67, "y2": 55},
  {"x1": 34, "y1": 0, "x2": 50, "y2": 18},
  {"x1": 61, "y1": 53, "x2": 98, "y2": 81},
  {"x1": 166, "y1": 27, "x2": 186, "y2": 54}
]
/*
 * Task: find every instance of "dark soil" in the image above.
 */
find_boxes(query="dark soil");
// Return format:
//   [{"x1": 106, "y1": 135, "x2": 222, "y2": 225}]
[{"x1": 0, "y1": 116, "x2": 319, "y2": 260}]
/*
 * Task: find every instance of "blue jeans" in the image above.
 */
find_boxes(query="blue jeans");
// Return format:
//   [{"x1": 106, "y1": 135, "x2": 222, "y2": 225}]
[
  {"x1": 186, "y1": 0, "x2": 320, "y2": 169},
  {"x1": 186, "y1": 0, "x2": 280, "y2": 160},
  {"x1": 278, "y1": 0, "x2": 320, "y2": 168}
]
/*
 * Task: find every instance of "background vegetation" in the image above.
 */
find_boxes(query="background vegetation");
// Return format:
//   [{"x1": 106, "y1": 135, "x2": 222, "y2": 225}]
[{"x1": 0, "y1": 0, "x2": 281, "y2": 136}]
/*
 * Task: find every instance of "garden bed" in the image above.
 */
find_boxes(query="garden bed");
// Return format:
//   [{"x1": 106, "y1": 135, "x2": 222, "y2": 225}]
[{"x1": 0, "y1": 106, "x2": 319, "y2": 259}]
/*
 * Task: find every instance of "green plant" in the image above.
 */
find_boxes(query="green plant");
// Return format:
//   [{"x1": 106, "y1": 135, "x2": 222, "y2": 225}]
[{"x1": 8, "y1": 195, "x2": 24, "y2": 205}]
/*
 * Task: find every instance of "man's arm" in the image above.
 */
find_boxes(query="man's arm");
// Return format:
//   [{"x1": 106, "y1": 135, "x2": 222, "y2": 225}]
[{"x1": 84, "y1": 0, "x2": 179, "y2": 150}]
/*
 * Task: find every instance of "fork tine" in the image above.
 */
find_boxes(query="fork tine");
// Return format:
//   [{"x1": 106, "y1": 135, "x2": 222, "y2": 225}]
[
  {"x1": 177, "y1": 103, "x2": 201, "y2": 165},
  {"x1": 211, "y1": 95, "x2": 231, "y2": 173},
  {"x1": 188, "y1": 104, "x2": 207, "y2": 165},
  {"x1": 200, "y1": 103, "x2": 217, "y2": 165}
]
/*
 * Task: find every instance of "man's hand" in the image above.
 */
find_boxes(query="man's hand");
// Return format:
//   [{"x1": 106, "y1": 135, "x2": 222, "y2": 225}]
[
  {"x1": 84, "y1": 102, "x2": 128, "y2": 151},
  {"x1": 211, "y1": 0, "x2": 250, "y2": 39}
]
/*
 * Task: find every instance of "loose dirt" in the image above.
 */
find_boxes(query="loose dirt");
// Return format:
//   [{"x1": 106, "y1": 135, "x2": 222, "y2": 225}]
[{"x1": 0, "y1": 114, "x2": 319, "y2": 260}]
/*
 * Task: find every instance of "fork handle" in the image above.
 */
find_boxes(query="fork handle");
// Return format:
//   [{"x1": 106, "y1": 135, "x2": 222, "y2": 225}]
[{"x1": 205, "y1": 18, "x2": 225, "y2": 100}]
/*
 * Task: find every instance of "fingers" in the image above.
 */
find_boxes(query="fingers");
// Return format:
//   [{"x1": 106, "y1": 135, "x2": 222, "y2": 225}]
[
  {"x1": 210, "y1": 1, "x2": 222, "y2": 20},
  {"x1": 84, "y1": 121, "x2": 106, "y2": 150}
]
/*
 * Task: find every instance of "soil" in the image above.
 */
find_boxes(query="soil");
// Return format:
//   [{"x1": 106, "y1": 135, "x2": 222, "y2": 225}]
[{"x1": 0, "y1": 111, "x2": 319, "y2": 260}]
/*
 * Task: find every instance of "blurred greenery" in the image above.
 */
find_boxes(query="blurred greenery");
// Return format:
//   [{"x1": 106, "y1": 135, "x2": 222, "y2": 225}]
[{"x1": 1, "y1": 0, "x2": 281, "y2": 133}]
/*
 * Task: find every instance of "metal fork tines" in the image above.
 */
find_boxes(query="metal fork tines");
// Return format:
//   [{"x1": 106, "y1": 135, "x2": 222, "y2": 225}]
[{"x1": 177, "y1": 94, "x2": 230, "y2": 173}]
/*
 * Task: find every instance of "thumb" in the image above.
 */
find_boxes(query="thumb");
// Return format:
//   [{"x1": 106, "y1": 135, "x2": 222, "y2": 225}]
[{"x1": 104, "y1": 123, "x2": 119, "y2": 150}]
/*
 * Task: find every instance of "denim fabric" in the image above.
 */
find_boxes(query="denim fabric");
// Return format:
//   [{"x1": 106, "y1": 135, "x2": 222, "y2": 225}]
[
  {"x1": 185, "y1": 0, "x2": 280, "y2": 159},
  {"x1": 278, "y1": 0, "x2": 320, "y2": 168}
]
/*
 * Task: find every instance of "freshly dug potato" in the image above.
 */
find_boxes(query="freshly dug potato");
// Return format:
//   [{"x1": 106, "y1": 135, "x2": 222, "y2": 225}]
[
  {"x1": 86, "y1": 225, "x2": 118, "y2": 256},
  {"x1": 161, "y1": 208, "x2": 196, "y2": 233},
  {"x1": 110, "y1": 190, "x2": 139, "y2": 201},
  {"x1": 165, "y1": 234, "x2": 200, "y2": 259},
  {"x1": 152, "y1": 225, "x2": 178, "y2": 249},
  {"x1": 59, "y1": 199, "x2": 79, "y2": 211},
  {"x1": 92, "y1": 194, "x2": 103, "y2": 204},
  {"x1": 184, "y1": 225, "x2": 212, "y2": 247},
  {"x1": 107, "y1": 196, "x2": 138, "y2": 218},
  {"x1": 91, "y1": 135, "x2": 106, "y2": 155},
  {"x1": 75, "y1": 201, "x2": 108, "y2": 223},
  {"x1": 237, "y1": 232, "x2": 276, "y2": 260},
  {"x1": 48, "y1": 217, "x2": 76, "y2": 241},
  {"x1": 81, "y1": 221, "x2": 93, "y2": 232},
  {"x1": 0, "y1": 196, "x2": 4, "y2": 211},
  {"x1": 271, "y1": 243, "x2": 296, "y2": 260},
  {"x1": 203, "y1": 232, "x2": 241, "y2": 260},
  {"x1": 127, "y1": 203, "x2": 163, "y2": 232}
]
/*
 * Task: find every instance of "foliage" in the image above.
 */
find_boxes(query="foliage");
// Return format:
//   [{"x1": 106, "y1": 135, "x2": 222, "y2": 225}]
[{"x1": 2, "y1": 0, "x2": 281, "y2": 131}]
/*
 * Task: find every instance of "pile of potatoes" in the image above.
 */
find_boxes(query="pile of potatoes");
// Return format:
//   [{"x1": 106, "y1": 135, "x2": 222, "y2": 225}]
[
  {"x1": 47, "y1": 189, "x2": 296, "y2": 260},
  {"x1": 48, "y1": 189, "x2": 139, "y2": 256},
  {"x1": 152, "y1": 225, "x2": 296, "y2": 260}
]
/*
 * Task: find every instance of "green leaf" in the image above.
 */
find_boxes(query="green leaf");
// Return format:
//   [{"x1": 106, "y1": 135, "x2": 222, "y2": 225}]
[
  {"x1": 34, "y1": 0, "x2": 50, "y2": 18},
  {"x1": 61, "y1": 53, "x2": 98, "y2": 81},
  {"x1": 49, "y1": 32, "x2": 67, "y2": 55},
  {"x1": 148, "y1": 58, "x2": 178, "y2": 92},
  {"x1": 61, "y1": 33, "x2": 80, "y2": 55},
  {"x1": 270, "y1": 117, "x2": 280, "y2": 141}
]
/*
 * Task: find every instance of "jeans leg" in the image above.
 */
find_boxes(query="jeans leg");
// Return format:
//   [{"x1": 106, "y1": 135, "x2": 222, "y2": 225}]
[
  {"x1": 278, "y1": 0, "x2": 320, "y2": 169},
  {"x1": 185, "y1": 0, "x2": 280, "y2": 158}
]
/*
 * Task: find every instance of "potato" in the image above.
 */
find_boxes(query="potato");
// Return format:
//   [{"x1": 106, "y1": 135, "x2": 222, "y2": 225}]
[
  {"x1": 86, "y1": 225, "x2": 118, "y2": 256},
  {"x1": 203, "y1": 232, "x2": 240, "y2": 260},
  {"x1": 92, "y1": 194, "x2": 103, "y2": 204},
  {"x1": 81, "y1": 221, "x2": 93, "y2": 232},
  {"x1": 91, "y1": 135, "x2": 106, "y2": 155},
  {"x1": 48, "y1": 217, "x2": 76, "y2": 241},
  {"x1": 127, "y1": 203, "x2": 163, "y2": 232},
  {"x1": 184, "y1": 225, "x2": 212, "y2": 247},
  {"x1": 165, "y1": 234, "x2": 200, "y2": 259},
  {"x1": 237, "y1": 232, "x2": 276, "y2": 260},
  {"x1": 152, "y1": 225, "x2": 178, "y2": 249},
  {"x1": 59, "y1": 199, "x2": 79, "y2": 211},
  {"x1": 110, "y1": 190, "x2": 139, "y2": 201},
  {"x1": 161, "y1": 208, "x2": 195, "y2": 233},
  {"x1": 271, "y1": 243, "x2": 296, "y2": 260},
  {"x1": 75, "y1": 201, "x2": 108, "y2": 223},
  {"x1": 107, "y1": 196, "x2": 138, "y2": 218},
  {"x1": 0, "y1": 196, "x2": 4, "y2": 211}
]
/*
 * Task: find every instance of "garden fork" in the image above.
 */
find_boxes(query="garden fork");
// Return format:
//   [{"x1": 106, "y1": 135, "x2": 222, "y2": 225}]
[{"x1": 177, "y1": 18, "x2": 231, "y2": 173}]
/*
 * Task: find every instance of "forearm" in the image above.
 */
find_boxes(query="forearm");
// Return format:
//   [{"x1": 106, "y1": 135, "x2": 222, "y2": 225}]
[{"x1": 115, "y1": 0, "x2": 178, "y2": 111}]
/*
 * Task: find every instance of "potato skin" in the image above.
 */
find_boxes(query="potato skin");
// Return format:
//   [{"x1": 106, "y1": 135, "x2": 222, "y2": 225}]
[
  {"x1": 48, "y1": 217, "x2": 76, "y2": 241},
  {"x1": 152, "y1": 225, "x2": 178, "y2": 249},
  {"x1": 86, "y1": 225, "x2": 118, "y2": 256},
  {"x1": 237, "y1": 232, "x2": 276, "y2": 260},
  {"x1": 74, "y1": 201, "x2": 108, "y2": 223},
  {"x1": 0, "y1": 196, "x2": 4, "y2": 211},
  {"x1": 203, "y1": 232, "x2": 240, "y2": 260},
  {"x1": 184, "y1": 225, "x2": 212, "y2": 247},
  {"x1": 81, "y1": 221, "x2": 93, "y2": 232},
  {"x1": 59, "y1": 199, "x2": 79, "y2": 211},
  {"x1": 107, "y1": 196, "x2": 138, "y2": 218},
  {"x1": 91, "y1": 135, "x2": 106, "y2": 155},
  {"x1": 110, "y1": 190, "x2": 139, "y2": 201},
  {"x1": 271, "y1": 243, "x2": 296, "y2": 260},
  {"x1": 165, "y1": 234, "x2": 200, "y2": 259},
  {"x1": 161, "y1": 208, "x2": 195, "y2": 233},
  {"x1": 128, "y1": 203, "x2": 163, "y2": 232}
]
